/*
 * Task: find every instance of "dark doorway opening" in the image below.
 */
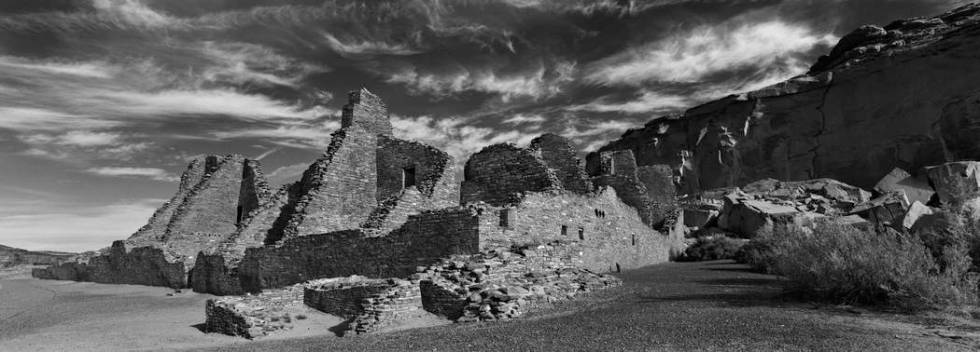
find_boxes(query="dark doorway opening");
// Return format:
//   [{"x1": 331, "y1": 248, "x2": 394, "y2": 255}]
[{"x1": 403, "y1": 167, "x2": 416, "y2": 188}]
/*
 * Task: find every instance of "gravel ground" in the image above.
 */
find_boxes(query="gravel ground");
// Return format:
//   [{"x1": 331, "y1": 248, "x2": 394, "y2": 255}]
[{"x1": 193, "y1": 261, "x2": 980, "y2": 352}]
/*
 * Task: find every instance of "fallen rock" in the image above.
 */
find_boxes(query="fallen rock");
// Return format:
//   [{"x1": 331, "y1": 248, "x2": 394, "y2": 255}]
[
  {"x1": 873, "y1": 168, "x2": 935, "y2": 205},
  {"x1": 850, "y1": 192, "x2": 910, "y2": 229},
  {"x1": 900, "y1": 201, "x2": 935, "y2": 230}
]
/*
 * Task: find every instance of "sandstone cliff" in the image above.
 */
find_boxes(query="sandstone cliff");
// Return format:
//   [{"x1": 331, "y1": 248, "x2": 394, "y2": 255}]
[{"x1": 590, "y1": 4, "x2": 980, "y2": 194}]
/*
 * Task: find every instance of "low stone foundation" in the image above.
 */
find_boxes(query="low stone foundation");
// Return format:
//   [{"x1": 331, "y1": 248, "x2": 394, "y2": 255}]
[
  {"x1": 304, "y1": 277, "x2": 423, "y2": 335},
  {"x1": 32, "y1": 241, "x2": 186, "y2": 288},
  {"x1": 204, "y1": 281, "x2": 313, "y2": 339}
]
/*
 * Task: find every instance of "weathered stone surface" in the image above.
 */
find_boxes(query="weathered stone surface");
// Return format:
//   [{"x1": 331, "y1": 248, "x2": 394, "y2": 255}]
[
  {"x1": 874, "y1": 168, "x2": 934, "y2": 205},
  {"x1": 589, "y1": 149, "x2": 677, "y2": 227},
  {"x1": 926, "y1": 161, "x2": 980, "y2": 208},
  {"x1": 35, "y1": 155, "x2": 263, "y2": 287},
  {"x1": 416, "y1": 242, "x2": 622, "y2": 322},
  {"x1": 591, "y1": 6, "x2": 980, "y2": 193},
  {"x1": 460, "y1": 144, "x2": 562, "y2": 206},
  {"x1": 850, "y1": 192, "x2": 911, "y2": 230},
  {"x1": 900, "y1": 201, "x2": 935, "y2": 230},
  {"x1": 304, "y1": 277, "x2": 423, "y2": 335}
]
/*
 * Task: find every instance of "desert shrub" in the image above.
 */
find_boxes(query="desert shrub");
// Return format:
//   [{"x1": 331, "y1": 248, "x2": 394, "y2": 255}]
[
  {"x1": 760, "y1": 220, "x2": 979, "y2": 310},
  {"x1": 679, "y1": 235, "x2": 747, "y2": 262},
  {"x1": 734, "y1": 237, "x2": 780, "y2": 273},
  {"x1": 913, "y1": 209, "x2": 980, "y2": 271}
]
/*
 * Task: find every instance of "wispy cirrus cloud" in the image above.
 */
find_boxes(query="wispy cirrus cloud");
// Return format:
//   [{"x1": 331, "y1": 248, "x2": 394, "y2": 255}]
[
  {"x1": 586, "y1": 20, "x2": 837, "y2": 86},
  {"x1": 386, "y1": 61, "x2": 575, "y2": 102},
  {"x1": 85, "y1": 166, "x2": 178, "y2": 182},
  {"x1": 324, "y1": 33, "x2": 421, "y2": 57}
]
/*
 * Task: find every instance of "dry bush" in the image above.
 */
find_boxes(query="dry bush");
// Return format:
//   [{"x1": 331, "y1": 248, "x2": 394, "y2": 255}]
[
  {"x1": 678, "y1": 235, "x2": 746, "y2": 262},
  {"x1": 745, "y1": 220, "x2": 979, "y2": 310}
]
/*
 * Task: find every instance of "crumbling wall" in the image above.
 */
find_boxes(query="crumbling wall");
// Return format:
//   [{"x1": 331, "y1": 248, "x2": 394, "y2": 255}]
[
  {"x1": 342, "y1": 88, "x2": 392, "y2": 137},
  {"x1": 269, "y1": 126, "x2": 380, "y2": 242},
  {"x1": 238, "y1": 208, "x2": 482, "y2": 293},
  {"x1": 479, "y1": 189, "x2": 676, "y2": 273},
  {"x1": 304, "y1": 277, "x2": 423, "y2": 335},
  {"x1": 376, "y1": 135, "x2": 458, "y2": 203},
  {"x1": 528, "y1": 134, "x2": 593, "y2": 194},
  {"x1": 127, "y1": 158, "x2": 207, "y2": 244},
  {"x1": 590, "y1": 150, "x2": 677, "y2": 227},
  {"x1": 461, "y1": 144, "x2": 561, "y2": 206},
  {"x1": 190, "y1": 186, "x2": 295, "y2": 295},
  {"x1": 238, "y1": 159, "x2": 272, "y2": 224},
  {"x1": 32, "y1": 241, "x2": 186, "y2": 288}
]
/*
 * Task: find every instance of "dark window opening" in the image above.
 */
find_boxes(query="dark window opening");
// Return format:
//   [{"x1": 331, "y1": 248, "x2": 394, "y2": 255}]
[
  {"x1": 615, "y1": 263, "x2": 621, "y2": 273},
  {"x1": 631, "y1": 234, "x2": 636, "y2": 246},
  {"x1": 499, "y1": 209, "x2": 510, "y2": 228},
  {"x1": 561, "y1": 225, "x2": 568, "y2": 236},
  {"x1": 403, "y1": 167, "x2": 416, "y2": 188},
  {"x1": 578, "y1": 227, "x2": 585, "y2": 240}
]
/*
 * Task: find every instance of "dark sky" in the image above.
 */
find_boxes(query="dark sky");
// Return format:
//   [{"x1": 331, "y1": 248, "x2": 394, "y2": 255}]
[{"x1": 0, "y1": 0, "x2": 965, "y2": 251}]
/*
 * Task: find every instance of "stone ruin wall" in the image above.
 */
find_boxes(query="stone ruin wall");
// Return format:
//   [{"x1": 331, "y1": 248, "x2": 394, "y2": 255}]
[
  {"x1": 304, "y1": 277, "x2": 423, "y2": 335},
  {"x1": 592, "y1": 8, "x2": 980, "y2": 194},
  {"x1": 528, "y1": 134, "x2": 594, "y2": 194},
  {"x1": 33, "y1": 241, "x2": 186, "y2": 288},
  {"x1": 460, "y1": 144, "x2": 562, "y2": 206},
  {"x1": 477, "y1": 189, "x2": 678, "y2": 273},
  {"x1": 34, "y1": 154, "x2": 268, "y2": 287},
  {"x1": 271, "y1": 126, "x2": 381, "y2": 242},
  {"x1": 237, "y1": 208, "x2": 482, "y2": 293},
  {"x1": 588, "y1": 150, "x2": 678, "y2": 227}
]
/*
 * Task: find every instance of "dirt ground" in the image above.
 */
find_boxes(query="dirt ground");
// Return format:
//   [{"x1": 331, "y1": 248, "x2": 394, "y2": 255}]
[{"x1": 3, "y1": 261, "x2": 980, "y2": 351}]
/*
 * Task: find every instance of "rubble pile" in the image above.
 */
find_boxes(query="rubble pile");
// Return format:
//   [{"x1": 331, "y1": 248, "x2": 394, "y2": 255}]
[{"x1": 415, "y1": 242, "x2": 622, "y2": 322}]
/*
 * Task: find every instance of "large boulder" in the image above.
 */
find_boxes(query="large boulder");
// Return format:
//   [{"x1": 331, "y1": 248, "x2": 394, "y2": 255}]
[{"x1": 874, "y1": 168, "x2": 935, "y2": 205}]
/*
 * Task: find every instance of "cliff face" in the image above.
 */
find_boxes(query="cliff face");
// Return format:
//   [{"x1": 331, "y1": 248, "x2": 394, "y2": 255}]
[{"x1": 591, "y1": 4, "x2": 980, "y2": 194}]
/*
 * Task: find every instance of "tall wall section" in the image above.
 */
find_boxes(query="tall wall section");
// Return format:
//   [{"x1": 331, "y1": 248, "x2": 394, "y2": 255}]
[
  {"x1": 590, "y1": 6, "x2": 980, "y2": 193},
  {"x1": 589, "y1": 150, "x2": 677, "y2": 227},
  {"x1": 35, "y1": 155, "x2": 267, "y2": 288},
  {"x1": 460, "y1": 144, "x2": 562, "y2": 206}
]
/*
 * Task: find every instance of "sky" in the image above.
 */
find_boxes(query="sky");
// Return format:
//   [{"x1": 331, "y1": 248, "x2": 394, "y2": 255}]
[{"x1": 0, "y1": 0, "x2": 966, "y2": 252}]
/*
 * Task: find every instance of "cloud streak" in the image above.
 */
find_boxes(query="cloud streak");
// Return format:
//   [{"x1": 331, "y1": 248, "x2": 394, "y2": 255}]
[{"x1": 586, "y1": 20, "x2": 837, "y2": 86}]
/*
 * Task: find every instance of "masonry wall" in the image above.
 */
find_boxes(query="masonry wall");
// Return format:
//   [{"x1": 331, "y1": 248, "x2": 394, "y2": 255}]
[
  {"x1": 127, "y1": 158, "x2": 207, "y2": 244},
  {"x1": 461, "y1": 144, "x2": 561, "y2": 206},
  {"x1": 165, "y1": 155, "x2": 245, "y2": 238},
  {"x1": 33, "y1": 241, "x2": 186, "y2": 288},
  {"x1": 591, "y1": 150, "x2": 678, "y2": 227},
  {"x1": 376, "y1": 135, "x2": 457, "y2": 203},
  {"x1": 478, "y1": 189, "x2": 676, "y2": 273},
  {"x1": 342, "y1": 88, "x2": 392, "y2": 137},
  {"x1": 237, "y1": 208, "x2": 482, "y2": 293},
  {"x1": 272, "y1": 126, "x2": 380, "y2": 241},
  {"x1": 529, "y1": 134, "x2": 593, "y2": 194}
]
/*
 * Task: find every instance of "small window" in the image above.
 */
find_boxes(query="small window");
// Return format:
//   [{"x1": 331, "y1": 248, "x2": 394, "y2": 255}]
[
  {"x1": 403, "y1": 167, "x2": 416, "y2": 188},
  {"x1": 561, "y1": 225, "x2": 568, "y2": 236},
  {"x1": 499, "y1": 209, "x2": 510, "y2": 228},
  {"x1": 578, "y1": 227, "x2": 585, "y2": 240},
  {"x1": 631, "y1": 234, "x2": 636, "y2": 246}
]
